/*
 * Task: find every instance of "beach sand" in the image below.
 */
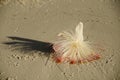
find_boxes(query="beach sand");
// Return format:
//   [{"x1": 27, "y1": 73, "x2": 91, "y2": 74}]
[{"x1": 0, "y1": 0, "x2": 120, "y2": 80}]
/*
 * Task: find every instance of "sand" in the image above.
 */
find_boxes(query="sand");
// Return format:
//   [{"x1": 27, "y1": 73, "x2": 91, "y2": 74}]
[{"x1": 0, "y1": 0, "x2": 120, "y2": 80}]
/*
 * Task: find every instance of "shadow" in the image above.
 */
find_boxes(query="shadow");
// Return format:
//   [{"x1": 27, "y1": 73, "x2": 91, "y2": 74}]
[{"x1": 3, "y1": 36, "x2": 54, "y2": 56}]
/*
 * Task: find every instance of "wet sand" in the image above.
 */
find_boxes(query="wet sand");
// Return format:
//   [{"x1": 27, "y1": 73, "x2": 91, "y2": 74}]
[{"x1": 0, "y1": 0, "x2": 120, "y2": 80}]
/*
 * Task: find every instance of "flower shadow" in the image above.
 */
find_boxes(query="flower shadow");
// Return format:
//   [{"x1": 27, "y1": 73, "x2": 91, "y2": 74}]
[{"x1": 3, "y1": 36, "x2": 54, "y2": 56}]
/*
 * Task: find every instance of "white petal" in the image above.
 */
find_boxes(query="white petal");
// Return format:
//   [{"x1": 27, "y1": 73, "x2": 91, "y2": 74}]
[{"x1": 75, "y1": 22, "x2": 84, "y2": 41}]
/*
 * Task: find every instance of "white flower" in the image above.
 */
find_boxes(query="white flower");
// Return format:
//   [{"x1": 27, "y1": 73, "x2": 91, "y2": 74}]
[{"x1": 53, "y1": 22, "x2": 100, "y2": 64}]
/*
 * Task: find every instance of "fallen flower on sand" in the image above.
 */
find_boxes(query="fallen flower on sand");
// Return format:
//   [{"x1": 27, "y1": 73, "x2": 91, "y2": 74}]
[{"x1": 53, "y1": 22, "x2": 100, "y2": 64}]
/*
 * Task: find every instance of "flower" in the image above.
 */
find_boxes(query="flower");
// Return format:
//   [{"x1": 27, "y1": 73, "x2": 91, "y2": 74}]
[{"x1": 53, "y1": 22, "x2": 100, "y2": 64}]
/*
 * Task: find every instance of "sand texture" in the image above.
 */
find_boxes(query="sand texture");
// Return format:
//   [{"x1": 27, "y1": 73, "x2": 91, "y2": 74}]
[{"x1": 0, "y1": 0, "x2": 120, "y2": 80}]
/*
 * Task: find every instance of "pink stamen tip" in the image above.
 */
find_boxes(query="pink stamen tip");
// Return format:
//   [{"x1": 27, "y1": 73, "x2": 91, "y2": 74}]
[
  {"x1": 70, "y1": 60, "x2": 77, "y2": 64},
  {"x1": 55, "y1": 57, "x2": 63, "y2": 63}
]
